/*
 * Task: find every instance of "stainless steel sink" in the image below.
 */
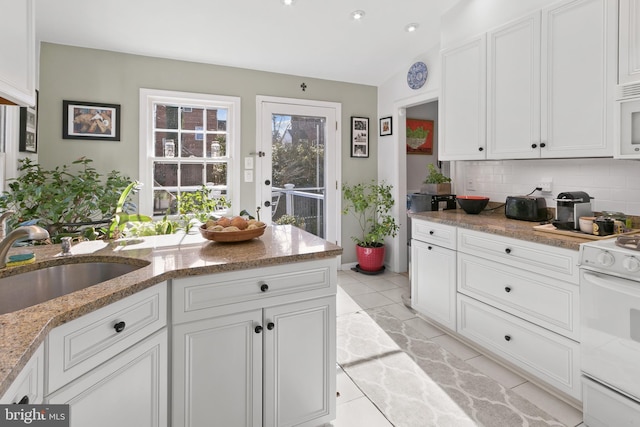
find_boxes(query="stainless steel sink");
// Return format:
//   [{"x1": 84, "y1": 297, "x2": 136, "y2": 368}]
[{"x1": 0, "y1": 261, "x2": 145, "y2": 315}]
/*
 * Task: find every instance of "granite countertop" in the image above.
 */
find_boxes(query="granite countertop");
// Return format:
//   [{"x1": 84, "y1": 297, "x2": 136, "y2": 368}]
[
  {"x1": 0, "y1": 225, "x2": 342, "y2": 396},
  {"x1": 409, "y1": 206, "x2": 604, "y2": 251}
]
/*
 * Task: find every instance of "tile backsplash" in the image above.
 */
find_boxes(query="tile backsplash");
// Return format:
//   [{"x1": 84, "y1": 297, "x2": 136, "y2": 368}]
[{"x1": 453, "y1": 158, "x2": 640, "y2": 216}]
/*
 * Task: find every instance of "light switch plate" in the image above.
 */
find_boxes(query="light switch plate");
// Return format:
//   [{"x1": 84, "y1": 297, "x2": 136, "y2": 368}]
[
  {"x1": 244, "y1": 157, "x2": 254, "y2": 169},
  {"x1": 244, "y1": 170, "x2": 253, "y2": 182}
]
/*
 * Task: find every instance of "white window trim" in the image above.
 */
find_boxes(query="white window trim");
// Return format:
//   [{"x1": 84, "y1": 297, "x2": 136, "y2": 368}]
[{"x1": 138, "y1": 88, "x2": 241, "y2": 216}]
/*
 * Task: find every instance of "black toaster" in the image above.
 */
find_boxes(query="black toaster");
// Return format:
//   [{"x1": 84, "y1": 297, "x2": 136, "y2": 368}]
[{"x1": 505, "y1": 196, "x2": 548, "y2": 222}]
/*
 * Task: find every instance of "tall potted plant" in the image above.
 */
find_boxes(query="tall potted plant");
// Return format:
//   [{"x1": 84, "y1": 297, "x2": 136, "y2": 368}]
[{"x1": 342, "y1": 180, "x2": 399, "y2": 272}]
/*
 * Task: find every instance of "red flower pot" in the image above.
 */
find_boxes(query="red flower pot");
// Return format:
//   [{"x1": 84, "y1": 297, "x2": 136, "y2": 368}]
[{"x1": 356, "y1": 244, "x2": 385, "y2": 272}]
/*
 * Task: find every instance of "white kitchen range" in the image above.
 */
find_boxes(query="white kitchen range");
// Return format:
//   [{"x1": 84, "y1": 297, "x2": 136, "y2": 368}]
[{"x1": 579, "y1": 235, "x2": 640, "y2": 426}]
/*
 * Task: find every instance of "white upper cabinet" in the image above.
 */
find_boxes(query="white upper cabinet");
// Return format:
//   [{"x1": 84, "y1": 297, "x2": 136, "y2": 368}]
[
  {"x1": 0, "y1": 0, "x2": 36, "y2": 107},
  {"x1": 619, "y1": 0, "x2": 640, "y2": 85},
  {"x1": 439, "y1": 35, "x2": 487, "y2": 160},
  {"x1": 441, "y1": 0, "x2": 616, "y2": 160},
  {"x1": 487, "y1": 13, "x2": 541, "y2": 159},
  {"x1": 540, "y1": 0, "x2": 616, "y2": 158}
]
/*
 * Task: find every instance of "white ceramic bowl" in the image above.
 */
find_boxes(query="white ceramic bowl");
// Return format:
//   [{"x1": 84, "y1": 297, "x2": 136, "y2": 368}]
[{"x1": 579, "y1": 216, "x2": 596, "y2": 234}]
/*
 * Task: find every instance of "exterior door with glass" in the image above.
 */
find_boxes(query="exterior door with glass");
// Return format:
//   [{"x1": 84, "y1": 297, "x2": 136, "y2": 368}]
[{"x1": 256, "y1": 97, "x2": 340, "y2": 244}]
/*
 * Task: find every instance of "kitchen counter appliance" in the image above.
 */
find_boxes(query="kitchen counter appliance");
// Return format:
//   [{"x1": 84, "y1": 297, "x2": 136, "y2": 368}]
[
  {"x1": 555, "y1": 191, "x2": 592, "y2": 230},
  {"x1": 579, "y1": 236, "x2": 640, "y2": 425},
  {"x1": 505, "y1": 196, "x2": 548, "y2": 221},
  {"x1": 408, "y1": 193, "x2": 456, "y2": 213}
]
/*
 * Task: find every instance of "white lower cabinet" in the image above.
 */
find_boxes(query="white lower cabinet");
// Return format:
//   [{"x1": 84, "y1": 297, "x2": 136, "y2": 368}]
[
  {"x1": 173, "y1": 297, "x2": 335, "y2": 427},
  {"x1": 0, "y1": 343, "x2": 44, "y2": 405},
  {"x1": 45, "y1": 282, "x2": 169, "y2": 426},
  {"x1": 172, "y1": 260, "x2": 337, "y2": 427},
  {"x1": 458, "y1": 295, "x2": 580, "y2": 399},
  {"x1": 410, "y1": 221, "x2": 582, "y2": 400},
  {"x1": 411, "y1": 239, "x2": 456, "y2": 330},
  {"x1": 46, "y1": 330, "x2": 168, "y2": 427}
]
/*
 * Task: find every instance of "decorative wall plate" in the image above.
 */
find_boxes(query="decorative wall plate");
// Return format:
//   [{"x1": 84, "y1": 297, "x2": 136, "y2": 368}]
[{"x1": 407, "y1": 61, "x2": 428, "y2": 90}]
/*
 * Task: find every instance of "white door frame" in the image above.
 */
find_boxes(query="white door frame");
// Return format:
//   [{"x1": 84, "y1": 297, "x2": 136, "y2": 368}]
[
  {"x1": 255, "y1": 96, "x2": 342, "y2": 247},
  {"x1": 385, "y1": 89, "x2": 440, "y2": 273}
]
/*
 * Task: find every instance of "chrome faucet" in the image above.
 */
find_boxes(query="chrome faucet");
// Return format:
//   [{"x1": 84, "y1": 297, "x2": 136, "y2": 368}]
[
  {"x1": 0, "y1": 225, "x2": 50, "y2": 269},
  {"x1": 0, "y1": 210, "x2": 15, "y2": 240}
]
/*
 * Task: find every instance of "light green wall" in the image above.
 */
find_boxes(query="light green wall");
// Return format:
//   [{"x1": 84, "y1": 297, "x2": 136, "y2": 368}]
[{"x1": 38, "y1": 42, "x2": 377, "y2": 262}]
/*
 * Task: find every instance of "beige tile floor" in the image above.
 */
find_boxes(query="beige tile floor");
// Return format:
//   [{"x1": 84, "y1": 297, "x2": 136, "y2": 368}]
[{"x1": 332, "y1": 268, "x2": 584, "y2": 427}]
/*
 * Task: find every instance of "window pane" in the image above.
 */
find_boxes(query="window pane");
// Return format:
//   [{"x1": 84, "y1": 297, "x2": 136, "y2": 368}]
[
  {"x1": 181, "y1": 133, "x2": 203, "y2": 158},
  {"x1": 206, "y1": 163, "x2": 228, "y2": 187},
  {"x1": 155, "y1": 105, "x2": 179, "y2": 129},
  {"x1": 207, "y1": 109, "x2": 227, "y2": 131},
  {"x1": 154, "y1": 163, "x2": 178, "y2": 186},
  {"x1": 181, "y1": 164, "x2": 204, "y2": 186},
  {"x1": 207, "y1": 135, "x2": 226, "y2": 157},
  {"x1": 155, "y1": 132, "x2": 179, "y2": 157},
  {"x1": 153, "y1": 190, "x2": 177, "y2": 215},
  {"x1": 181, "y1": 107, "x2": 204, "y2": 130}
]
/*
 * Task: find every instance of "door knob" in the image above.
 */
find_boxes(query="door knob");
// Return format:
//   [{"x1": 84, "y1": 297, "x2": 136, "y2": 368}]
[
  {"x1": 264, "y1": 201, "x2": 271, "y2": 207},
  {"x1": 265, "y1": 179, "x2": 271, "y2": 185}
]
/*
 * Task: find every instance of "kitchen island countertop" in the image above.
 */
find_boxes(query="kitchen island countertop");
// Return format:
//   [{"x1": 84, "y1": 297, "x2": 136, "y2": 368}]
[
  {"x1": 409, "y1": 207, "x2": 605, "y2": 251},
  {"x1": 0, "y1": 225, "x2": 342, "y2": 396}
]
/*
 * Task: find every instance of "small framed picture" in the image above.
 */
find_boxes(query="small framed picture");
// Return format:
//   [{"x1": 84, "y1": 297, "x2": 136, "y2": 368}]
[
  {"x1": 62, "y1": 100, "x2": 121, "y2": 141},
  {"x1": 379, "y1": 116, "x2": 392, "y2": 136},
  {"x1": 351, "y1": 116, "x2": 369, "y2": 158},
  {"x1": 19, "y1": 90, "x2": 38, "y2": 153}
]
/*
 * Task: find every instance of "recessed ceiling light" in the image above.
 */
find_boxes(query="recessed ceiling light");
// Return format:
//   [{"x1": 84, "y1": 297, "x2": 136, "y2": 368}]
[
  {"x1": 281, "y1": 0, "x2": 296, "y2": 5},
  {"x1": 405, "y1": 23, "x2": 420, "y2": 33},
  {"x1": 351, "y1": 10, "x2": 366, "y2": 21}
]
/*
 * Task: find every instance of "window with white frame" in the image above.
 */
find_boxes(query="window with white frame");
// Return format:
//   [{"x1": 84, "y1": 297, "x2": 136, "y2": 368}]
[{"x1": 139, "y1": 89, "x2": 240, "y2": 217}]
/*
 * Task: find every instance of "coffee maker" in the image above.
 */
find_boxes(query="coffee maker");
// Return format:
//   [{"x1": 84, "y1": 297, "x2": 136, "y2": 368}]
[{"x1": 555, "y1": 191, "x2": 593, "y2": 229}]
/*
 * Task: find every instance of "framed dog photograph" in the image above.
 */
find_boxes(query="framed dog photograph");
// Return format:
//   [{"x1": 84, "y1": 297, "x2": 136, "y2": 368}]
[{"x1": 63, "y1": 100, "x2": 121, "y2": 141}]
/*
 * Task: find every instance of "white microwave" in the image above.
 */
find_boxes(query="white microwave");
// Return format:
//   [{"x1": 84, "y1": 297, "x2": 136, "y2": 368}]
[
  {"x1": 617, "y1": 83, "x2": 640, "y2": 158},
  {"x1": 617, "y1": 98, "x2": 640, "y2": 158}
]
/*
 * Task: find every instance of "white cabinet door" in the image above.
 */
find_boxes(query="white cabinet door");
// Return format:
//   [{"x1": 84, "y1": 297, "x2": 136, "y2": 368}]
[
  {"x1": 46, "y1": 329, "x2": 168, "y2": 427},
  {"x1": 540, "y1": 0, "x2": 616, "y2": 158},
  {"x1": 0, "y1": 0, "x2": 35, "y2": 106},
  {"x1": 487, "y1": 13, "x2": 541, "y2": 159},
  {"x1": 619, "y1": 0, "x2": 640, "y2": 85},
  {"x1": 173, "y1": 310, "x2": 263, "y2": 427},
  {"x1": 439, "y1": 35, "x2": 487, "y2": 160},
  {"x1": 411, "y1": 239, "x2": 456, "y2": 330},
  {"x1": 263, "y1": 296, "x2": 336, "y2": 427}
]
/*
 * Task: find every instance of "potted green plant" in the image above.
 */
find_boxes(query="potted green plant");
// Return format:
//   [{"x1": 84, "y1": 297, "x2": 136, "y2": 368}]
[
  {"x1": 342, "y1": 180, "x2": 399, "y2": 272},
  {"x1": 0, "y1": 157, "x2": 131, "y2": 242},
  {"x1": 421, "y1": 163, "x2": 452, "y2": 195}
]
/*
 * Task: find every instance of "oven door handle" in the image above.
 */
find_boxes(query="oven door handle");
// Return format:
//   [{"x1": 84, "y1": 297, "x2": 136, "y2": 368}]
[{"x1": 582, "y1": 270, "x2": 640, "y2": 297}]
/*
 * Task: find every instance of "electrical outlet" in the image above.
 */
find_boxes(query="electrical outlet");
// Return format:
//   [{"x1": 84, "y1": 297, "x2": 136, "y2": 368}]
[
  {"x1": 467, "y1": 178, "x2": 475, "y2": 191},
  {"x1": 538, "y1": 180, "x2": 552, "y2": 193},
  {"x1": 244, "y1": 170, "x2": 253, "y2": 182}
]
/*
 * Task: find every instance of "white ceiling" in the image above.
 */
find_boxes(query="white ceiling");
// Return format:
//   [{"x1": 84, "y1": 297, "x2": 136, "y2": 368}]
[{"x1": 34, "y1": 0, "x2": 458, "y2": 86}]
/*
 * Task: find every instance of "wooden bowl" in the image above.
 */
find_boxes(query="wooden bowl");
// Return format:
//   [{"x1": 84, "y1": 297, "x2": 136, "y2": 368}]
[{"x1": 199, "y1": 224, "x2": 267, "y2": 242}]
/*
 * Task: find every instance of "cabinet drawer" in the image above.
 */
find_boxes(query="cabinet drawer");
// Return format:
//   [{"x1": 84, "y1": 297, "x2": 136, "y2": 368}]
[
  {"x1": 173, "y1": 259, "x2": 336, "y2": 324},
  {"x1": 0, "y1": 343, "x2": 43, "y2": 405},
  {"x1": 48, "y1": 283, "x2": 167, "y2": 393},
  {"x1": 457, "y1": 295, "x2": 580, "y2": 400},
  {"x1": 412, "y1": 219, "x2": 457, "y2": 249},
  {"x1": 457, "y1": 228, "x2": 579, "y2": 283},
  {"x1": 458, "y1": 253, "x2": 579, "y2": 340}
]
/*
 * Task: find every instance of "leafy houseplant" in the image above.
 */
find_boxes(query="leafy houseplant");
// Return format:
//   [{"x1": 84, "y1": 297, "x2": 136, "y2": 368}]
[
  {"x1": 0, "y1": 157, "x2": 131, "y2": 242},
  {"x1": 342, "y1": 181, "x2": 399, "y2": 272},
  {"x1": 421, "y1": 163, "x2": 452, "y2": 195},
  {"x1": 177, "y1": 185, "x2": 231, "y2": 232}
]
